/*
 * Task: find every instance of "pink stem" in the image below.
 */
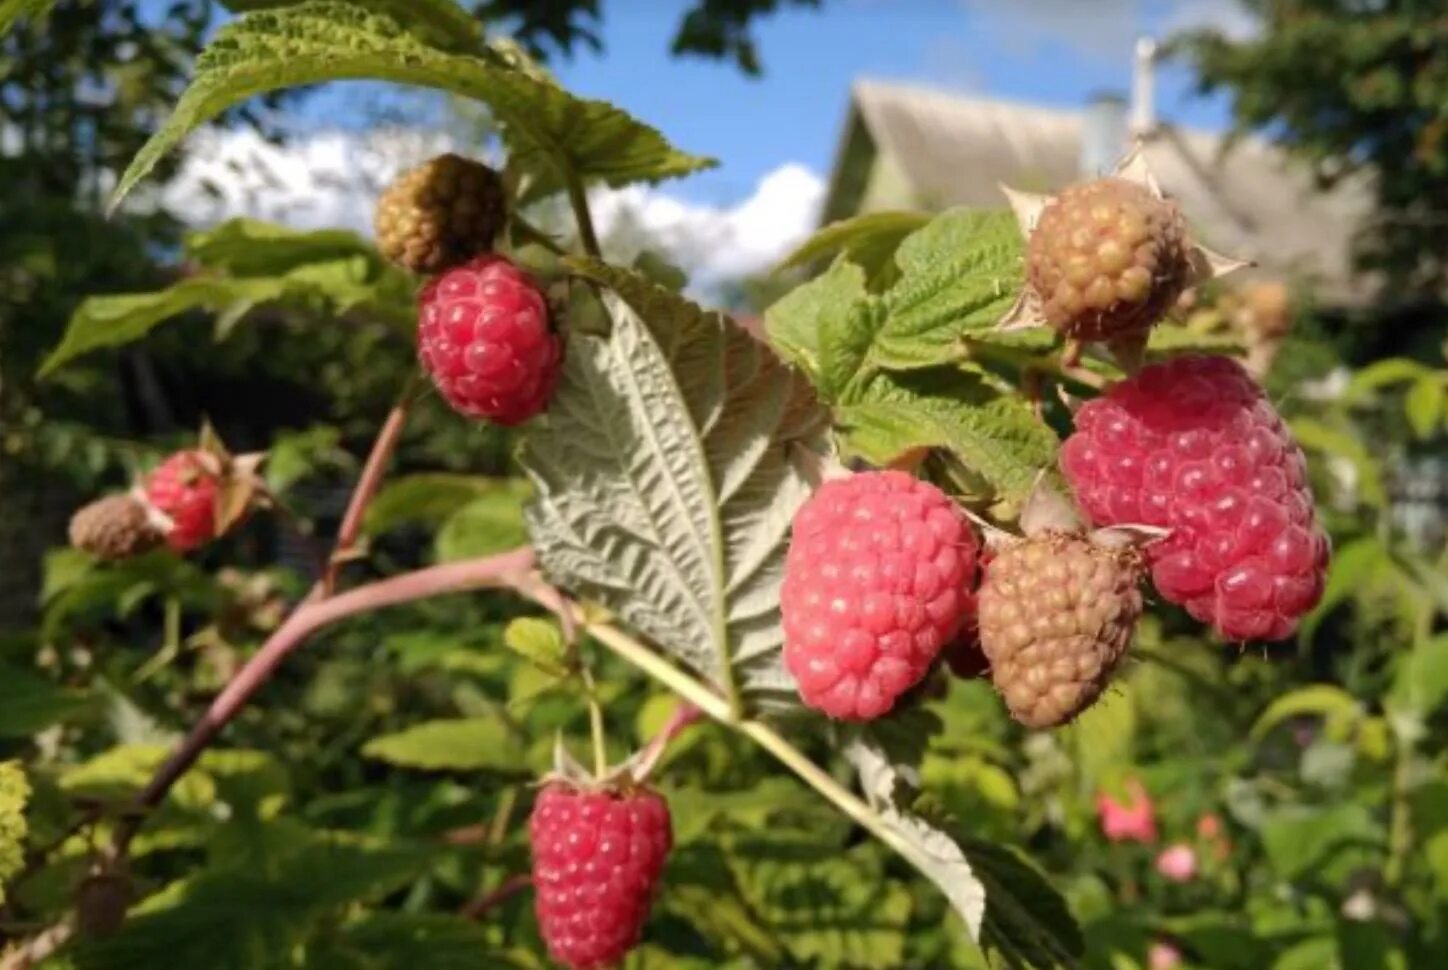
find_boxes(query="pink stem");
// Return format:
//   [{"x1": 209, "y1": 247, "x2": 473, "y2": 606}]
[
  {"x1": 633, "y1": 702, "x2": 703, "y2": 782},
  {"x1": 460, "y1": 873, "x2": 531, "y2": 921},
  {"x1": 115, "y1": 547, "x2": 536, "y2": 851}
]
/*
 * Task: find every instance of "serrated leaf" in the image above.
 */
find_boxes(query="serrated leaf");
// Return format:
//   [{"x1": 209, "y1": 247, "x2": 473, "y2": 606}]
[
  {"x1": 521, "y1": 263, "x2": 830, "y2": 707},
  {"x1": 875, "y1": 209, "x2": 1022, "y2": 369},
  {"x1": 363, "y1": 474, "x2": 509, "y2": 535},
  {"x1": 847, "y1": 735, "x2": 986, "y2": 944},
  {"x1": 433, "y1": 490, "x2": 530, "y2": 562},
  {"x1": 110, "y1": 2, "x2": 713, "y2": 213},
  {"x1": 1143, "y1": 325, "x2": 1245, "y2": 357},
  {"x1": 361, "y1": 717, "x2": 527, "y2": 772},
  {"x1": 76, "y1": 834, "x2": 430, "y2": 970},
  {"x1": 763, "y1": 258, "x2": 869, "y2": 396},
  {"x1": 502, "y1": 617, "x2": 570, "y2": 677},
  {"x1": 0, "y1": 762, "x2": 29, "y2": 905},
  {"x1": 836, "y1": 369, "x2": 1058, "y2": 501},
  {"x1": 219, "y1": 0, "x2": 482, "y2": 53},
  {"x1": 965, "y1": 837, "x2": 1085, "y2": 969},
  {"x1": 0, "y1": 663, "x2": 95, "y2": 737},
  {"x1": 765, "y1": 210, "x2": 1024, "y2": 399},
  {"x1": 778, "y1": 211, "x2": 932, "y2": 290},
  {"x1": 727, "y1": 841, "x2": 911, "y2": 969}
]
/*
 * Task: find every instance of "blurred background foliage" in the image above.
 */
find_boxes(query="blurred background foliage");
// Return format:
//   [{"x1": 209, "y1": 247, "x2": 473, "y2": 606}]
[{"x1": 0, "y1": 1, "x2": 1445, "y2": 968}]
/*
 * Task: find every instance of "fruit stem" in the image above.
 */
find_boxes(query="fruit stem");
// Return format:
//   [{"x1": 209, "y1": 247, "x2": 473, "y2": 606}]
[
  {"x1": 565, "y1": 172, "x2": 602, "y2": 258},
  {"x1": 581, "y1": 664, "x2": 608, "y2": 779}
]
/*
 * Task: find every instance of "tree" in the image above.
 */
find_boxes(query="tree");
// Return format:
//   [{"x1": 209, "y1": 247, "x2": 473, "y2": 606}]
[{"x1": 1177, "y1": 0, "x2": 1448, "y2": 299}]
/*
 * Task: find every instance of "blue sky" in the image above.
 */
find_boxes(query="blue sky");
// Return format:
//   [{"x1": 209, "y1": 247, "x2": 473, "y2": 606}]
[{"x1": 549, "y1": 0, "x2": 1248, "y2": 206}]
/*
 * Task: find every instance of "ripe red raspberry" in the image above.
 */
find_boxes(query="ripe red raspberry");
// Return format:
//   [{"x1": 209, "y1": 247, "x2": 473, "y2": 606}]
[
  {"x1": 781, "y1": 471, "x2": 978, "y2": 720},
  {"x1": 1060, "y1": 355, "x2": 1329, "y2": 641},
  {"x1": 142, "y1": 450, "x2": 220, "y2": 553},
  {"x1": 417, "y1": 254, "x2": 562, "y2": 426},
  {"x1": 529, "y1": 783, "x2": 672, "y2": 970},
  {"x1": 1027, "y1": 177, "x2": 1189, "y2": 343}
]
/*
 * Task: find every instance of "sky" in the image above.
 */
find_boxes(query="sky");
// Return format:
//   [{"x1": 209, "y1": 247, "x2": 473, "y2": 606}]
[{"x1": 165, "y1": 0, "x2": 1259, "y2": 288}]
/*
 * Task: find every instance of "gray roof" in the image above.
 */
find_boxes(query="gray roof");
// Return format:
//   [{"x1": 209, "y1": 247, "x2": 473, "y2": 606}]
[{"x1": 827, "y1": 79, "x2": 1375, "y2": 304}]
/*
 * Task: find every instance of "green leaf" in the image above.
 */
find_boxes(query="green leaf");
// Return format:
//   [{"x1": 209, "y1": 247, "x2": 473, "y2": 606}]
[
  {"x1": 309, "y1": 913, "x2": 526, "y2": 970},
  {"x1": 835, "y1": 369, "x2": 1058, "y2": 501},
  {"x1": 765, "y1": 210, "x2": 1023, "y2": 397},
  {"x1": 521, "y1": 263, "x2": 830, "y2": 708},
  {"x1": 1260, "y1": 803, "x2": 1383, "y2": 885},
  {"x1": 1289, "y1": 416, "x2": 1386, "y2": 507},
  {"x1": 1144, "y1": 325, "x2": 1246, "y2": 357},
  {"x1": 847, "y1": 734, "x2": 986, "y2": 944},
  {"x1": 502, "y1": 617, "x2": 571, "y2": 677},
  {"x1": 778, "y1": 211, "x2": 932, "y2": 290},
  {"x1": 40, "y1": 255, "x2": 410, "y2": 377},
  {"x1": 77, "y1": 835, "x2": 429, "y2": 970},
  {"x1": 184, "y1": 218, "x2": 378, "y2": 276},
  {"x1": 1249, "y1": 684, "x2": 1361, "y2": 744},
  {"x1": 362, "y1": 474, "x2": 506, "y2": 535},
  {"x1": 219, "y1": 0, "x2": 483, "y2": 54},
  {"x1": 1405, "y1": 375, "x2": 1446, "y2": 439},
  {"x1": 874, "y1": 209, "x2": 1022, "y2": 369},
  {"x1": 433, "y1": 490, "x2": 530, "y2": 562},
  {"x1": 0, "y1": 663, "x2": 94, "y2": 737},
  {"x1": 1387, "y1": 633, "x2": 1448, "y2": 720},
  {"x1": 763, "y1": 258, "x2": 869, "y2": 396},
  {"x1": 361, "y1": 717, "x2": 527, "y2": 772},
  {"x1": 110, "y1": 2, "x2": 713, "y2": 212},
  {"x1": 1344, "y1": 357, "x2": 1431, "y2": 402},
  {"x1": 0, "y1": 0, "x2": 55, "y2": 35},
  {"x1": 727, "y1": 842, "x2": 912, "y2": 969},
  {"x1": 966, "y1": 838, "x2": 1084, "y2": 970},
  {"x1": 1302, "y1": 536, "x2": 1394, "y2": 640},
  {"x1": 0, "y1": 762, "x2": 29, "y2": 905}
]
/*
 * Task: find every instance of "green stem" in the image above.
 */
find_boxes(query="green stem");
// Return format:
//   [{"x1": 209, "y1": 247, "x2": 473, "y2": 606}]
[
  {"x1": 564, "y1": 172, "x2": 602, "y2": 258},
  {"x1": 580, "y1": 665, "x2": 608, "y2": 778}
]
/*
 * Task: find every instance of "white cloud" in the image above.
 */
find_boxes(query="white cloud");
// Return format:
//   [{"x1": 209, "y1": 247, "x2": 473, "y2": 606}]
[
  {"x1": 590, "y1": 164, "x2": 826, "y2": 284},
  {"x1": 160, "y1": 127, "x2": 824, "y2": 287}
]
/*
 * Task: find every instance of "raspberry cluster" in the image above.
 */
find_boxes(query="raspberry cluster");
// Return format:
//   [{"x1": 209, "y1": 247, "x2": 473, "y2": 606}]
[
  {"x1": 530, "y1": 783, "x2": 673, "y2": 970},
  {"x1": 1061, "y1": 355, "x2": 1328, "y2": 641},
  {"x1": 781, "y1": 470, "x2": 978, "y2": 721}
]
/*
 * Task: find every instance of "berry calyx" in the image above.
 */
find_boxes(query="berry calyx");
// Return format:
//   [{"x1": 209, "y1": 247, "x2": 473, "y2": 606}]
[
  {"x1": 979, "y1": 530, "x2": 1145, "y2": 728},
  {"x1": 375, "y1": 153, "x2": 506, "y2": 274},
  {"x1": 417, "y1": 254, "x2": 562, "y2": 426},
  {"x1": 529, "y1": 782, "x2": 672, "y2": 970},
  {"x1": 142, "y1": 450, "x2": 221, "y2": 553},
  {"x1": 781, "y1": 470, "x2": 979, "y2": 721},
  {"x1": 68, "y1": 494, "x2": 164, "y2": 561},
  {"x1": 1026, "y1": 177, "x2": 1189, "y2": 344},
  {"x1": 1060, "y1": 354, "x2": 1330, "y2": 641}
]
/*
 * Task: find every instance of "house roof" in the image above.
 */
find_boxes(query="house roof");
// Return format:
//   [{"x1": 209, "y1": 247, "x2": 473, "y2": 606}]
[{"x1": 824, "y1": 78, "x2": 1375, "y2": 305}]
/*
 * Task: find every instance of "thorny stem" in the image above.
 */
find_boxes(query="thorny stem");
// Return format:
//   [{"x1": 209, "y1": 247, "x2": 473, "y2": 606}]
[
  {"x1": 325, "y1": 374, "x2": 421, "y2": 594},
  {"x1": 565, "y1": 172, "x2": 602, "y2": 258}
]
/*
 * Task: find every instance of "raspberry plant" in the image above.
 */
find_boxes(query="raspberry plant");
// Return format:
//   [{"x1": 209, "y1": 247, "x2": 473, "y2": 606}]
[{"x1": 25, "y1": 2, "x2": 1448, "y2": 968}]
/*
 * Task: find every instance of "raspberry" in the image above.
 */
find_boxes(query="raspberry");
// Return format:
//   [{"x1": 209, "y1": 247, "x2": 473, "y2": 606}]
[
  {"x1": 529, "y1": 783, "x2": 672, "y2": 969},
  {"x1": 68, "y1": 494, "x2": 163, "y2": 561},
  {"x1": 980, "y1": 531, "x2": 1144, "y2": 728},
  {"x1": 781, "y1": 471, "x2": 978, "y2": 720},
  {"x1": 1060, "y1": 355, "x2": 1329, "y2": 641},
  {"x1": 375, "y1": 153, "x2": 506, "y2": 274},
  {"x1": 417, "y1": 254, "x2": 562, "y2": 426},
  {"x1": 142, "y1": 450, "x2": 220, "y2": 553},
  {"x1": 1027, "y1": 177, "x2": 1189, "y2": 343}
]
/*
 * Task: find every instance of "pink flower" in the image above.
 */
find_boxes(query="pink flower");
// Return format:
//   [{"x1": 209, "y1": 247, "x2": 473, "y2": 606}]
[
  {"x1": 1149, "y1": 941, "x2": 1183, "y2": 970},
  {"x1": 1156, "y1": 843, "x2": 1198, "y2": 883},
  {"x1": 1096, "y1": 779, "x2": 1158, "y2": 843}
]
